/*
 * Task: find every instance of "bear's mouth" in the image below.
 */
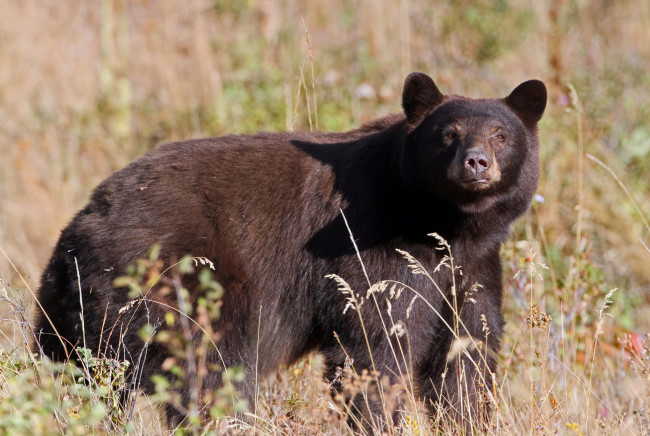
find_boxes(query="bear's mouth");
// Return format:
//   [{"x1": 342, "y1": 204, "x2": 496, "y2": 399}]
[{"x1": 461, "y1": 178, "x2": 492, "y2": 191}]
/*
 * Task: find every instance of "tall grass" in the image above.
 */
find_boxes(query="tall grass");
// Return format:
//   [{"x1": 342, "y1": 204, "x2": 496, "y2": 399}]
[
  {"x1": 0, "y1": 0, "x2": 649, "y2": 434},
  {"x1": 2, "y1": 233, "x2": 648, "y2": 434}
]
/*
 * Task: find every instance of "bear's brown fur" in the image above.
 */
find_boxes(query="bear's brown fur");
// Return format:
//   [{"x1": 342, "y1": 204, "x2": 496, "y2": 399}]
[{"x1": 36, "y1": 72, "x2": 546, "y2": 429}]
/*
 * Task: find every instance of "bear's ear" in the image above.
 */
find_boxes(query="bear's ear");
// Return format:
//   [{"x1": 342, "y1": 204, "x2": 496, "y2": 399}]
[
  {"x1": 504, "y1": 80, "x2": 547, "y2": 126},
  {"x1": 402, "y1": 72, "x2": 445, "y2": 128}
]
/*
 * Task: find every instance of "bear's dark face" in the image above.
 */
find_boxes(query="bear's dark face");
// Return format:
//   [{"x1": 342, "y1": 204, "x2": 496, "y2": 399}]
[
  {"x1": 400, "y1": 73, "x2": 546, "y2": 211},
  {"x1": 411, "y1": 98, "x2": 529, "y2": 194}
]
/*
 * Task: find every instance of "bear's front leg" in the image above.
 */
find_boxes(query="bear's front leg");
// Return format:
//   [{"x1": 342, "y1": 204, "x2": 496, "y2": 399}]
[
  {"x1": 432, "y1": 338, "x2": 496, "y2": 430},
  {"x1": 418, "y1": 278, "x2": 503, "y2": 432},
  {"x1": 321, "y1": 350, "x2": 389, "y2": 432}
]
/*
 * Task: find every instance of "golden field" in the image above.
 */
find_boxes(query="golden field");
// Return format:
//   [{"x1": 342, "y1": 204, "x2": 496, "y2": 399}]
[{"x1": 0, "y1": 1, "x2": 648, "y2": 434}]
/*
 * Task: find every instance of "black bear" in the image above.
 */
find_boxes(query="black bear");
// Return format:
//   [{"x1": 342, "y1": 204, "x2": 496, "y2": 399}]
[{"x1": 36, "y1": 72, "x2": 546, "y2": 430}]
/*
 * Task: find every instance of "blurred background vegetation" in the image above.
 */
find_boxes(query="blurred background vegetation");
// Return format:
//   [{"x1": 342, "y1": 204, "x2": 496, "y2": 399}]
[
  {"x1": 0, "y1": 1, "x2": 648, "y2": 433},
  {"x1": 1, "y1": 0, "x2": 647, "y2": 326}
]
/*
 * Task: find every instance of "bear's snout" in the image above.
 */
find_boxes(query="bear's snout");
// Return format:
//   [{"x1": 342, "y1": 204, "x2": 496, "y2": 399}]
[
  {"x1": 463, "y1": 149, "x2": 491, "y2": 178},
  {"x1": 447, "y1": 145, "x2": 501, "y2": 191}
]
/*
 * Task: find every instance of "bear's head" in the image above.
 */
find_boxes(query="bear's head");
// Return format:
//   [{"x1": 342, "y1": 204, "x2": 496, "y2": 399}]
[{"x1": 399, "y1": 72, "x2": 547, "y2": 214}]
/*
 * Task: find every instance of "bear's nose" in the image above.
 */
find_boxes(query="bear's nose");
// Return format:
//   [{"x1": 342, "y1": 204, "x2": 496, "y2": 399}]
[{"x1": 464, "y1": 149, "x2": 491, "y2": 177}]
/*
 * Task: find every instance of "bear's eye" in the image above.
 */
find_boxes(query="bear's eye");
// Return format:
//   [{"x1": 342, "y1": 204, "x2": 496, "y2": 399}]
[
  {"x1": 495, "y1": 134, "x2": 505, "y2": 142},
  {"x1": 445, "y1": 132, "x2": 456, "y2": 140}
]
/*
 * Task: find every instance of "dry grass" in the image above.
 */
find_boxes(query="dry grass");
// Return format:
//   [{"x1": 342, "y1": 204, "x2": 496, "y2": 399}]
[{"x1": 0, "y1": 0, "x2": 649, "y2": 434}]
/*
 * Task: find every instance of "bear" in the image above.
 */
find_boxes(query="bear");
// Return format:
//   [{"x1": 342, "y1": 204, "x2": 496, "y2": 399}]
[{"x1": 35, "y1": 72, "x2": 546, "y2": 431}]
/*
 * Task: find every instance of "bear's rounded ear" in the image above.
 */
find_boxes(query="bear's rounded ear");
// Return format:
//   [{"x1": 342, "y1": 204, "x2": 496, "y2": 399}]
[
  {"x1": 402, "y1": 72, "x2": 445, "y2": 128},
  {"x1": 504, "y1": 80, "x2": 547, "y2": 126}
]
